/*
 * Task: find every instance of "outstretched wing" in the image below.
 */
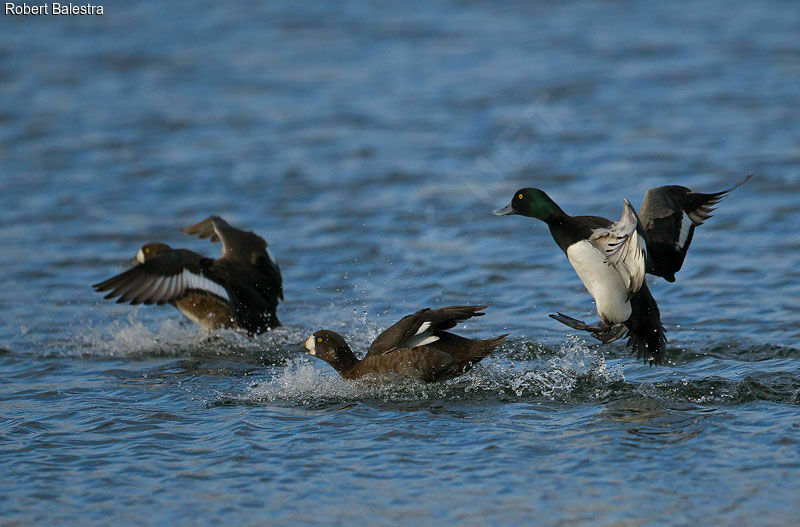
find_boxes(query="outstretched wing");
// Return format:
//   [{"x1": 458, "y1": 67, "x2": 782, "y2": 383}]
[
  {"x1": 182, "y1": 216, "x2": 268, "y2": 263},
  {"x1": 639, "y1": 175, "x2": 751, "y2": 281},
  {"x1": 588, "y1": 199, "x2": 646, "y2": 296},
  {"x1": 365, "y1": 305, "x2": 488, "y2": 357},
  {"x1": 92, "y1": 249, "x2": 230, "y2": 306},
  {"x1": 182, "y1": 215, "x2": 282, "y2": 301}
]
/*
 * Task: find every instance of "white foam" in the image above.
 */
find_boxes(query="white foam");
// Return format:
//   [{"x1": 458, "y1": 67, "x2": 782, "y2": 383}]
[
  {"x1": 68, "y1": 312, "x2": 306, "y2": 358},
  {"x1": 241, "y1": 335, "x2": 625, "y2": 405}
]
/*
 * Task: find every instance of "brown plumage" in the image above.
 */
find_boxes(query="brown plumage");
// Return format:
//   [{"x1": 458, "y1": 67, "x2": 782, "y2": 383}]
[
  {"x1": 304, "y1": 306, "x2": 507, "y2": 382},
  {"x1": 92, "y1": 217, "x2": 282, "y2": 334}
]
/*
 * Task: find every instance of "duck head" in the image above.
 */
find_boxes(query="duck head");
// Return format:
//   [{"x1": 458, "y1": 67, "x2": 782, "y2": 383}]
[
  {"x1": 135, "y1": 242, "x2": 172, "y2": 264},
  {"x1": 493, "y1": 188, "x2": 563, "y2": 222},
  {"x1": 304, "y1": 330, "x2": 358, "y2": 374}
]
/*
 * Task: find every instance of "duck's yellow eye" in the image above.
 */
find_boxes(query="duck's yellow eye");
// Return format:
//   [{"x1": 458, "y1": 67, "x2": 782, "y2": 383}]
[
  {"x1": 144, "y1": 247, "x2": 150, "y2": 253},
  {"x1": 317, "y1": 337, "x2": 322, "y2": 343},
  {"x1": 518, "y1": 193, "x2": 523, "y2": 200}
]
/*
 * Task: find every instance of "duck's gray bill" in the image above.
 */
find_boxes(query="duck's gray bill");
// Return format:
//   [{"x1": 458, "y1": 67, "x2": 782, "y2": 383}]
[{"x1": 492, "y1": 203, "x2": 515, "y2": 216}]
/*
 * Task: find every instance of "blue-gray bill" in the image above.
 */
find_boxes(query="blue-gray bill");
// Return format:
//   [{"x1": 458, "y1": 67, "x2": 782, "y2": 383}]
[{"x1": 492, "y1": 203, "x2": 515, "y2": 216}]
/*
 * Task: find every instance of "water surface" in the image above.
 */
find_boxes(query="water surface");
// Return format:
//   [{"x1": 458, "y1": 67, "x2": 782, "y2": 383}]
[{"x1": 2, "y1": 1, "x2": 800, "y2": 525}]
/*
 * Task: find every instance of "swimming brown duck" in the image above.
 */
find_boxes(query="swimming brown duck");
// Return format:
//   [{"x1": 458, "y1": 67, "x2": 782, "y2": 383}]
[
  {"x1": 93, "y1": 216, "x2": 282, "y2": 334},
  {"x1": 304, "y1": 305, "x2": 507, "y2": 382}
]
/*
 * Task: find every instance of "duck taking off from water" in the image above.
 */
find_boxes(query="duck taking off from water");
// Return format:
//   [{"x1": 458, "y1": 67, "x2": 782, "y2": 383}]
[
  {"x1": 93, "y1": 216, "x2": 283, "y2": 334},
  {"x1": 492, "y1": 176, "x2": 750, "y2": 365},
  {"x1": 305, "y1": 305, "x2": 507, "y2": 382}
]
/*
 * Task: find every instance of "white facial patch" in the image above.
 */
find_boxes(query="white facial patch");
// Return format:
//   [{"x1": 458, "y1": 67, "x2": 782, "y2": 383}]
[
  {"x1": 136, "y1": 248, "x2": 146, "y2": 264},
  {"x1": 305, "y1": 335, "x2": 316, "y2": 355}
]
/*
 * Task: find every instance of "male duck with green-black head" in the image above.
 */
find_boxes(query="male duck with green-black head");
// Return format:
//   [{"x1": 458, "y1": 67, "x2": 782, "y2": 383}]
[{"x1": 493, "y1": 177, "x2": 750, "y2": 365}]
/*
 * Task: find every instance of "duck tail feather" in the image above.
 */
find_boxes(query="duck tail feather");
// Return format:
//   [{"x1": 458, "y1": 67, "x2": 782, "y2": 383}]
[
  {"x1": 625, "y1": 285, "x2": 667, "y2": 366},
  {"x1": 472, "y1": 334, "x2": 508, "y2": 360}
]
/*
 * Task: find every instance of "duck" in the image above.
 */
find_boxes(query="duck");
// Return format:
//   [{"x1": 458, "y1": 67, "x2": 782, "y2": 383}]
[
  {"x1": 93, "y1": 216, "x2": 282, "y2": 334},
  {"x1": 304, "y1": 305, "x2": 507, "y2": 382},
  {"x1": 492, "y1": 177, "x2": 750, "y2": 365}
]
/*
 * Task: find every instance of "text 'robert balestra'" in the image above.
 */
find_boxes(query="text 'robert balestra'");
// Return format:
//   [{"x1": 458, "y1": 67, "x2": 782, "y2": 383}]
[{"x1": 5, "y1": 3, "x2": 104, "y2": 15}]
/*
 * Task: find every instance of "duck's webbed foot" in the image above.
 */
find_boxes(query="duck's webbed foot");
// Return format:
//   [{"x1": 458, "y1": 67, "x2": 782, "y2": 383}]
[{"x1": 548, "y1": 313, "x2": 627, "y2": 344}]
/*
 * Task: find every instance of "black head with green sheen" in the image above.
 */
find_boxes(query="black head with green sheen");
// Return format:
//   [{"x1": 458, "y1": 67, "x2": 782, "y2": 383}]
[{"x1": 493, "y1": 188, "x2": 562, "y2": 221}]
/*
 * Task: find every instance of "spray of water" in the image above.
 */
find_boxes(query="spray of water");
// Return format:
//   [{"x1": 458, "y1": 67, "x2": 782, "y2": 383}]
[{"x1": 243, "y1": 334, "x2": 625, "y2": 406}]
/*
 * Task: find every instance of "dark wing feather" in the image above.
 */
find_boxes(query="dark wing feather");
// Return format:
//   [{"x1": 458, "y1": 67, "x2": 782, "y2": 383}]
[
  {"x1": 211, "y1": 259, "x2": 281, "y2": 333},
  {"x1": 359, "y1": 332, "x2": 506, "y2": 381},
  {"x1": 254, "y1": 254, "x2": 283, "y2": 302},
  {"x1": 365, "y1": 305, "x2": 488, "y2": 357},
  {"x1": 182, "y1": 216, "x2": 268, "y2": 264},
  {"x1": 92, "y1": 249, "x2": 229, "y2": 306},
  {"x1": 638, "y1": 175, "x2": 750, "y2": 281},
  {"x1": 181, "y1": 216, "x2": 222, "y2": 242}
]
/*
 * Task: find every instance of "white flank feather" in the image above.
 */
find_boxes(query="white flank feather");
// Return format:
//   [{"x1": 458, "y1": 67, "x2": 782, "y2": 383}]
[{"x1": 567, "y1": 240, "x2": 632, "y2": 324}]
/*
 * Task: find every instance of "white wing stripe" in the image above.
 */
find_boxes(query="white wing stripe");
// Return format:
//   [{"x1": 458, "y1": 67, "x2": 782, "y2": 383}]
[
  {"x1": 404, "y1": 333, "x2": 440, "y2": 348},
  {"x1": 677, "y1": 212, "x2": 692, "y2": 249},
  {"x1": 153, "y1": 276, "x2": 173, "y2": 302},
  {"x1": 138, "y1": 277, "x2": 163, "y2": 302},
  {"x1": 163, "y1": 274, "x2": 177, "y2": 300},
  {"x1": 181, "y1": 269, "x2": 230, "y2": 302}
]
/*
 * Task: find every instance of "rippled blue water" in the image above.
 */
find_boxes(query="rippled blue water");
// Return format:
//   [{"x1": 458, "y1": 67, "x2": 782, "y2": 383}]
[{"x1": 2, "y1": 1, "x2": 800, "y2": 525}]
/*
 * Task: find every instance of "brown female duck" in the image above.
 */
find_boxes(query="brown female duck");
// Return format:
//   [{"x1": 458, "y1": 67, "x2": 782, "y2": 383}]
[
  {"x1": 304, "y1": 305, "x2": 507, "y2": 382},
  {"x1": 93, "y1": 216, "x2": 282, "y2": 334}
]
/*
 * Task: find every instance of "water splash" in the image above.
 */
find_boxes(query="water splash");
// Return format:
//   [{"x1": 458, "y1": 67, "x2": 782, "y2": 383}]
[
  {"x1": 241, "y1": 335, "x2": 625, "y2": 406},
  {"x1": 55, "y1": 312, "x2": 308, "y2": 361},
  {"x1": 469, "y1": 335, "x2": 625, "y2": 398}
]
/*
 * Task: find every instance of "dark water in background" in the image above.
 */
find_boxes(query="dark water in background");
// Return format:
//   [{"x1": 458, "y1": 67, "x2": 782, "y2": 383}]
[{"x1": 2, "y1": 0, "x2": 800, "y2": 524}]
